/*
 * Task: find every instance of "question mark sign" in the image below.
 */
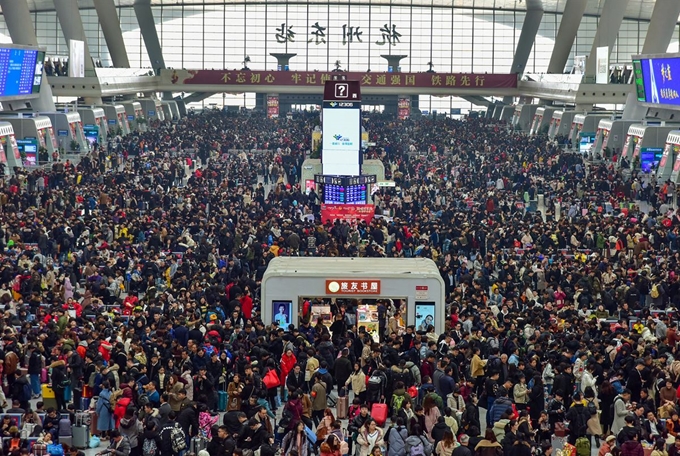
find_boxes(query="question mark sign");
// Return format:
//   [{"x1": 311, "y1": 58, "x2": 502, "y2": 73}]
[{"x1": 336, "y1": 83, "x2": 347, "y2": 98}]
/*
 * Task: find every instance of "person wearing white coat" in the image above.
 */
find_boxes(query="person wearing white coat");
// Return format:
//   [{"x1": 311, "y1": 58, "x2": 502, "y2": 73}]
[{"x1": 581, "y1": 365, "x2": 598, "y2": 397}]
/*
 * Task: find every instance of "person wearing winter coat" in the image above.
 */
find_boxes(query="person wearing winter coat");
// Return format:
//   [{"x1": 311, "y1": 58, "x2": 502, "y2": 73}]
[
  {"x1": 99, "y1": 430, "x2": 131, "y2": 456},
  {"x1": 403, "y1": 424, "x2": 433, "y2": 456},
  {"x1": 473, "y1": 430, "x2": 503, "y2": 456},
  {"x1": 621, "y1": 434, "x2": 645, "y2": 456},
  {"x1": 431, "y1": 416, "x2": 450, "y2": 448},
  {"x1": 612, "y1": 390, "x2": 633, "y2": 436},
  {"x1": 281, "y1": 421, "x2": 311, "y2": 456},
  {"x1": 386, "y1": 419, "x2": 409, "y2": 456},
  {"x1": 492, "y1": 417, "x2": 510, "y2": 443},
  {"x1": 488, "y1": 388, "x2": 513, "y2": 425},
  {"x1": 356, "y1": 419, "x2": 386, "y2": 456},
  {"x1": 118, "y1": 411, "x2": 143, "y2": 456}
]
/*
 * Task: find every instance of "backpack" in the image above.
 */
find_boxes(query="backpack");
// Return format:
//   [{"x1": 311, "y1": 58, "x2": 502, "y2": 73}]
[
  {"x1": 392, "y1": 394, "x2": 406, "y2": 414},
  {"x1": 651, "y1": 284, "x2": 660, "y2": 299},
  {"x1": 586, "y1": 399, "x2": 597, "y2": 416},
  {"x1": 22, "y1": 383, "x2": 32, "y2": 402},
  {"x1": 142, "y1": 438, "x2": 158, "y2": 456},
  {"x1": 410, "y1": 437, "x2": 426, "y2": 456},
  {"x1": 170, "y1": 424, "x2": 187, "y2": 453},
  {"x1": 575, "y1": 436, "x2": 591, "y2": 456}
]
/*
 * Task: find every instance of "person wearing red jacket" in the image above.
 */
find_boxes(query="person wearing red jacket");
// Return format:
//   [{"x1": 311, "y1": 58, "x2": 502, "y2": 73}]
[
  {"x1": 239, "y1": 290, "x2": 253, "y2": 320},
  {"x1": 62, "y1": 298, "x2": 82, "y2": 317},
  {"x1": 280, "y1": 348, "x2": 297, "y2": 401}
]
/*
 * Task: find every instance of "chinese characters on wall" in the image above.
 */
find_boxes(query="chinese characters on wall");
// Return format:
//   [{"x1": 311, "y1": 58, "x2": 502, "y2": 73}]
[{"x1": 275, "y1": 22, "x2": 402, "y2": 46}]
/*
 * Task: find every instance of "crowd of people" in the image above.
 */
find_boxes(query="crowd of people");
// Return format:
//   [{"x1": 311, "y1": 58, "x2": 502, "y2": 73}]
[{"x1": 0, "y1": 107, "x2": 677, "y2": 456}]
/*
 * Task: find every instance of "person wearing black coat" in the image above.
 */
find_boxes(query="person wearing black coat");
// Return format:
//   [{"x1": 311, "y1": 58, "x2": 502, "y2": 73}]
[
  {"x1": 176, "y1": 402, "x2": 199, "y2": 440},
  {"x1": 509, "y1": 439, "x2": 533, "y2": 456},
  {"x1": 207, "y1": 426, "x2": 232, "y2": 456},
  {"x1": 461, "y1": 396, "x2": 481, "y2": 432},
  {"x1": 552, "y1": 366, "x2": 575, "y2": 408},
  {"x1": 140, "y1": 422, "x2": 161, "y2": 456},
  {"x1": 528, "y1": 377, "x2": 545, "y2": 424},
  {"x1": 431, "y1": 416, "x2": 450, "y2": 447},
  {"x1": 239, "y1": 417, "x2": 269, "y2": 450},
  {"x1": 286, "y1": 365, "x2": 306, "y2": 393},
  {"x1": 222, "y1": 411, "x2": 248, "y2": 439},
  {"x1": 334, "y1": 350, "x2": 353, "y2": 393}
]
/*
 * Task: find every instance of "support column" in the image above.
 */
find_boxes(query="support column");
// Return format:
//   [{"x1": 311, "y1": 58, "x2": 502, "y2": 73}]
[
  {"x1": 134, "y1": 0, "x2": 165, "y2": 72},
  {"x1": 380, "y1": 55, "x2": 408, "y2": 72},
  {"x1": 503, "y1": 0, "x2": 543, "y2": 103},
  {"x1": 0, "y1": 0, "x2": 55, "y2": 111},
  {"x1": 623, "y1": 0, "x2": 680, "y2": 120},
  {"x1": 53, "y1": 0, "x2": 97, "y2": 77},
  {"x1": 547, "y1": 0, "x2": 588, "y2": 74},
  {"x1": 269, "y1": 53, "x2": 297, "y2": 70},
  {"x1": 94, "y1": 0, "x2": 130, "y2": 68},
  {"x1": 584, "y1": 0, "x2": 631, "y2": 81}
]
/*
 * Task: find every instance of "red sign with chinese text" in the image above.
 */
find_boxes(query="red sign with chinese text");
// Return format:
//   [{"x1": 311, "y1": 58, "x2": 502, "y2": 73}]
[
  {"x1": 326, "y1": 279, "x2": 381, "y2": 295},
  {"x1": 267, "y1": 95, "x2": 279, "y2": 118},
  {"x1": 169, "y1": 69, "x2": 517, "y2": 90},
  {"x1": 398, "y1": 97, "x2": 411, "y2": 119},
  {"x1": 321, "y1": 204, "x2": 374, "y2": 224}
]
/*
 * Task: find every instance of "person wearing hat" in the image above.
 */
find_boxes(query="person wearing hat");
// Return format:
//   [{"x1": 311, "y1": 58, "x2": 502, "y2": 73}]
[{"x1": 599, "y1": 435, "x2": 616, "y2": 456}]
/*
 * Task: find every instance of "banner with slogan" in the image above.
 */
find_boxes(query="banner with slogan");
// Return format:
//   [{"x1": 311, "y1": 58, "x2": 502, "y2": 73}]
[
  {"x1": 267, "y1": 95, "x2": 279, "y2": 118},
  {"x1": 165, "y1": 69, "x2": 518, "y2": 90},
  {"x1": 321, "y1": 204, "x2": 375, "y2": 224},
  {"x1": 397, "y1": 96, "x2": 411, "y2": 119}
]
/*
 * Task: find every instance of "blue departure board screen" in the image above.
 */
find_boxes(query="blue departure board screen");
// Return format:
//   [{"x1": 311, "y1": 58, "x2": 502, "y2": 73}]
[
  {"x1": 324, "y1": 183, "x2": 346, "y2": 204},
  {"x1": 346, "y1": 184, "x2": 367, "y2": 204},
  {"x1": 0, "y1": 47, "x2": 41, "y2": 98}
]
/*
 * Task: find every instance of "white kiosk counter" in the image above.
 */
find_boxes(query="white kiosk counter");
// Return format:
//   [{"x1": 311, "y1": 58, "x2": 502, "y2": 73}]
[
  {"x1": 100, "y1": 104, "x2": 130, "y2": 136},
  {"x1": 658, "y1": 131, "x2": 680, "y2": 183},
  {"x1": 1, "y1": 116, "x2": 58, "y2": 164},
  {"x1": 511, "y1": 104, "x2": 539, "y2": 132},
  {"x1": 530, "y1": 107, "x2": 556, "y2": 136},
  {"x1": 570, "y1": 114, "x2": 609, "y2": 151},
  {"x1": 621, "y1": 124, "x2": 680, "y2": 174},
  {"x1": 499, "y1": 105, "x2": 514, "y2": 123},
  {"x1": 122, "y1": 101, "x2": 146, "y2": 132},
  {"x1": 591, "y1": 119, "x2": 637, "y2": 159},
  {"x1": 41, "y1": 112, "x2": 90, "y2": 153},
  {"x1": 138, "y1": 99, "x2": 164, "y2": 122},
  {"x1": 78, "y1": 107, "x2": 107, "y2": 145},
  {"x1": 162, "y1": 100, "x2": 181, "y2": 120},
  {"x1": 0, "y1": 122, "x2": 21, "y2": 174},
  {"x1": 262, "y1": 257, "x2": 446, "y2": 337},
  {"x1": 548, "y1": 111, "x2": 577, "y2": 140}
]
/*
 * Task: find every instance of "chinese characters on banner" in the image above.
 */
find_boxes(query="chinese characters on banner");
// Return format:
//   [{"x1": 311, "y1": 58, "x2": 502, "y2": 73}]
[
  {"x1": 266, "y1": 95, "x2": 279, "y2": 118},
  {"x1": 320, "y1": 203, "x2": 375, "y2": 224},
  {"x1": 325, "y1": 279, "x2": 381, "y2": 295},
  {"x1": 171, "y1": 70, "x2": 518, "y2": 90},
  {"x1": 277, "y1": 22, "x2": 397, "y2": 46},
  {"x1": 397, "y1": 96, "x2": 411, "y2": 120}
]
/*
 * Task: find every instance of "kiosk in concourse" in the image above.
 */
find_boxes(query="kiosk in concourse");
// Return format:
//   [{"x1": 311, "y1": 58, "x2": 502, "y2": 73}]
[
  {"x1": 570, "y1": 114, "x2": 609, "y2": 152},
  {"x1": 122, "y1": 101, "x2": 146, "y2": 132},
  {"x1": 0, "y1": 122, "x2": 21, "y2": 174},
  {"x1": 261, "y1": 257, "x2": 446, "y2": 337},
  {"x1": 548, "y1": 111, "x2": 577, "y2": 140},
  {"x1": 1, "y1": 116, "x2": 58, "y2": 163},
  {"x1": 511, "y1": 104, "x2": 539, "y2": 132},
  {"x1": 658, "y1": 131, "x2": 680, "y2": 182},
  {"x1": 529, "y1": 107, "x2": 556, "y2": 136},
  {"x1": 138, "y1": 99, "x2": 164, "y2": 122},
  {"x1": 161, "y1": 100, "x2": 181, "y2": 120},
  {"x1": 41, "y1": 112, "x2": 90, "y2": 154},
  {"x1": 100, "y1": 104, "x2": 130, "y2": 135},
  {"x1": 77, "y1": 107, "x2": 107, "y2": 144},
  {"x1": 591, "y1": 119, "x2": 637, "y2": 160},
  {"x1": 499, "y1": 106, "x2": 514, "y2": 123},
  {"x1": 621, "y1": 124, "x2": 680, "y2": 174}
]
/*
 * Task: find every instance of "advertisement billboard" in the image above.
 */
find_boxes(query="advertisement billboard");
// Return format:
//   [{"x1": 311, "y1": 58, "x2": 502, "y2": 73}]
[
  {"x1": 321, "y1": 101, "x2": 361, "y2": 176},
  {"x1": 398, "y1": 96, "x2": 411, "y2": 120},
  {"x1": 68, "y1": 39, "x2": 85, "y2": 78}
]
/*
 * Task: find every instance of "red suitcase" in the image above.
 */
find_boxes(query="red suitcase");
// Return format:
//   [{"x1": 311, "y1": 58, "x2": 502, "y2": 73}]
[{"x1": 371, "y1": 402, "x2": 388, "y2": 427}]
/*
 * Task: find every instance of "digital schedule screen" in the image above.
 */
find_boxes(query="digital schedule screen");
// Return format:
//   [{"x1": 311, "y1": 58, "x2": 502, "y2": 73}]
[
  {"x1": 324, "y1": 184, "x2": 346, "y2": 204},
  {"x1": 346, "y1": 184, "x2": 367, "y2": 204},
  {"x1": 0, "y1": 48, "x2": 41, "y2": 98}
]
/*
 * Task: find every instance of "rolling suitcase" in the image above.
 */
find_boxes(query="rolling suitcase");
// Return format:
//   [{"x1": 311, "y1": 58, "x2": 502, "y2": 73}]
[
  {"x1": 336, "y1": 389, "x2": 349, "y2": 419},
  {"x1": 217, "y1": 390, "x2": 227, "y2": 412},
  {"x1": 73, "y1": 413, "x2": 90, "y2": 449},
  {"x1": 42, "y1": 385, "x2": 58, "y2": 411},
  {"x1": 370, "y1": 402, "x2": 388, "y2": 427},
  {"x1": 58, "y1": 417, "x2": 72, "y2": 436},
  {"x1": 190, "y1": 436, "x2": 207, "y2": 454}
]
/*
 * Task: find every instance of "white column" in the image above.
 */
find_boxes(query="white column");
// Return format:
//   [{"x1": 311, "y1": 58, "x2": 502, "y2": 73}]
[
  {"x1": 53, "y1": 0, "x2": 97, "y2": 77},
  {"x1": 584, "y1": 0, "x2": 631, "y2": 81},
  {"x1": 94, "y1": 0, "x2": 130, "y2": 68},
  {"x1": 547, "y1": 0, "x2": 588, "y2": 74}
]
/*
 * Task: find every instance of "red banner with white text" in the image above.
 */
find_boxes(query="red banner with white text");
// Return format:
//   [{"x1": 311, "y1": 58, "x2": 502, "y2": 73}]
[{"x1": 321, "y1": 204, "x2": 375, "y2": 224}]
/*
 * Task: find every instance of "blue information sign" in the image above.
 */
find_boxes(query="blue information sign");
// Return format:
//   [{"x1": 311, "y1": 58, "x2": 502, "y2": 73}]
[
  {"x1": 0, "y1": 48, "x2": 40, "y2": 98},
  {"x1": 640, "y1": 57, "x2": 680, "y2": 106}
]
